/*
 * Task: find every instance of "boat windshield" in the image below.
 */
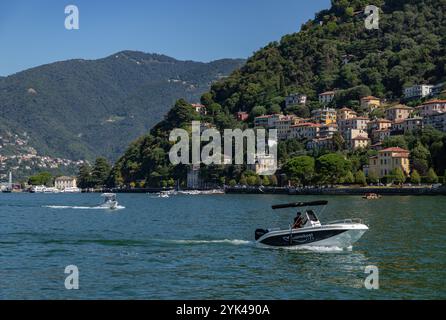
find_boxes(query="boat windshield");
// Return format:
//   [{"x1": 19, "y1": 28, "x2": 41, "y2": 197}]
[{"x1": 306, "y1": 210, "x2": 319, "y2": 222}]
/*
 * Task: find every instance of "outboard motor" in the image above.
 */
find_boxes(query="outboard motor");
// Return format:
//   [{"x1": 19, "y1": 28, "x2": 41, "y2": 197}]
[{"x1": 255, "y1": 229, "x2": 269, "y2": 240}]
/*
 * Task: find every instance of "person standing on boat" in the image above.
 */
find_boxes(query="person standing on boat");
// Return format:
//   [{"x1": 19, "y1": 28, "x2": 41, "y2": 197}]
[{"x1": 292, "y1": 212, "x2": 304, "y2": 229}]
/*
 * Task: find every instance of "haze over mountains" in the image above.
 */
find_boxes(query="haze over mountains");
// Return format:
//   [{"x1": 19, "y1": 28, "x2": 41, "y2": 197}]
[{"x1": 0, "y1": 51, "x2": 245, "y2": 162}]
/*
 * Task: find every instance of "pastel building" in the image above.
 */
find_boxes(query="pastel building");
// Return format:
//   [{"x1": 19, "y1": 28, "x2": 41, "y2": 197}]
[
  {"x1": 337, "y1": 107, "x2": 357, "y2": 120},
  {"x1": 416, "y1": 100, "x2": 446, "y2": 117},
  {"x1": 364, "y1": 147, "x2": 410, "y2": 178},
  {"x1": 289, "y1": 123, "x2": 320, "y2": 140},
  {"x1": 318, "y1": 91, "x2": 336, "y2": 105},
  {"x1": 54, "y1": 176, "x2": 77, "y2": 190},
  {"x1": 360, "y1": 96, "x2": 381, "y2": 111},
  {"x1": 385, "y1": 105, "x2": 413, "y2": 121},
  {"x1": 285, "y1": 93, "x2": 307, "y2": 106},
  {"x1": 311, "y1": 108, "x2": 337, "y2": 125},
  {"x1": 404, "y1": 84, "x2": 433, "y2": 99}
]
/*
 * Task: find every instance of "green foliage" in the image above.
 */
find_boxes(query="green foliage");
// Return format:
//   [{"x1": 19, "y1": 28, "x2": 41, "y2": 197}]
[
  {"x1": 283, "y1": 156, "x2": 315, "y2": 186},
  {"x1": 316, "y1": 153, "x2": 352, "y2": 185},
  {"x1": 91, "y1": 157, "x2": 112, "y2": 188},
  {"x1": 367, "y1": 171, "x2": 379, "y2": 184},
  {"x1": 0, "y1": 52, "x2": 244, "y2": 161},
  {"x1": 410, "y1": 170, "x2": 421, "y2": 185},
  {"x1": 77, "y1": 164, "x2": 93, "y2": 189},
  {"x1": 354, "y1": 171, "x2": 367, "y2": 186},
  {"x1": 28, "y1": 172, "x2": 53, "y2": 186},
  {"x1": 343, "y1": 171, "x2": 355, "y2": 184},
  {"x1": 390, "y1": 167, "x2": 406, "y2": 185},
  {"x1": 426, "y1": 168, "x2": 439, "y2": 183}
]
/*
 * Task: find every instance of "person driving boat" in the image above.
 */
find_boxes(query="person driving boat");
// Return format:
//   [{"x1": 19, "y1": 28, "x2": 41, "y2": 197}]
[{"x1": 292, "y1": 212, "x2": 304, "y2": 229}]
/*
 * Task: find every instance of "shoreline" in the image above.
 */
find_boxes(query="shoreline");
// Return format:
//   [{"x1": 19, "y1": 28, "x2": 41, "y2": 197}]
[{"x1": 224, "y1": 186, "x2": 446, "y2": 196}]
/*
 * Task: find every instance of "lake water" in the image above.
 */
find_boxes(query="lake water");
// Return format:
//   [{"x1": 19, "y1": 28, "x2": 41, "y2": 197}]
[{"x1": 0, "y1": 193, "x2": 445, "y2": 299}]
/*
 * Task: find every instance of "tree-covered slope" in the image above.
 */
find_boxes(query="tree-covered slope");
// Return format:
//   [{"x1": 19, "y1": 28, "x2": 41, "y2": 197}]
[
  {"x1": 0, "y1": 51, "x2": 244, "y2": 161},
  {"x1": 110, "y1": 0, "x2": 446, "y2": 187},
  {"x1": 209, "y1": 0, "x2": 446, "y2": 113}
]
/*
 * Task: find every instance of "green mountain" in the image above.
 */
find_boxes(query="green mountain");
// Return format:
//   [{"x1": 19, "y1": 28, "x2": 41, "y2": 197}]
[
  {"x1": 110, "y1": 0, "x2": 446, "y2": 187},
  {"x1": 0, "y1": 51, "x2": 245, "y2": 161}
]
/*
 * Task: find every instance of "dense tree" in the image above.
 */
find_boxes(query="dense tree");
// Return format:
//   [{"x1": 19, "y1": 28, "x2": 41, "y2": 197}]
[
  {"x1": 410, "y1": 170, "x2": 421, "y2": 185},
  {"x1": 77, "y1": 164, "x2": 93, "y2": 189},
  {"x1": 91, "y1": 157, "x2": 111, "y2": 188},
  {"x1": 282, "y1": 156, "x2": 315, "y2": 186},
  {"x1": 354, "y1": 171, "x2": 367, "y2": 186},
  {"x1": 316, "y1": 153, "x2": 351, "y2": 185},
  {"x1": 28, "y1": 172, "x2": 53, "y2": 186},
  {"x1": 426, "y1": 168, "x2": 439, "y2": 184}
]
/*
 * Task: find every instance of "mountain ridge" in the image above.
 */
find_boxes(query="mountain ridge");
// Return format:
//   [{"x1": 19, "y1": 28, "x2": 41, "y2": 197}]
[{"x1": 0, "y1": 52, "x2": 245, "y2": 166}]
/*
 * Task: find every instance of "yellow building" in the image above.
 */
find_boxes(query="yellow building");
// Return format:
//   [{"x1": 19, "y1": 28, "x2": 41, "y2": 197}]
[
  {"x1": 311, "y1": 108, "x2": 337, "y2": 125},
  {"x1": 364, "y1": 147, "x2": 410, "y2": 178},
  {"x1": 361, "y1": 96, "x2": 381, "y2": 111},
  {"x1": 337, "y1": 107, "x2": 357, "y2": 120}
]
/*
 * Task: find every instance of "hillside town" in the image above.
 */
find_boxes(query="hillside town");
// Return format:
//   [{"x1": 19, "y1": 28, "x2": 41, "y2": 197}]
[
  {"x1": 0, "y1": 131, "x2": 86, "y2": 186},
  {"x1": 238, "y1": 84, "x2": 446, "y2": 181}
]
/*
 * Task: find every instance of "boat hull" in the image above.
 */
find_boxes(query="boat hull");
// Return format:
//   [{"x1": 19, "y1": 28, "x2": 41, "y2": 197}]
[{"x1": 256, "y1": 224, "x2": 368, "y2": 248}]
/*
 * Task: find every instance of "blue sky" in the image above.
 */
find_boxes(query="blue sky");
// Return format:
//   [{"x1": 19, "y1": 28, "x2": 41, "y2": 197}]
[{"x1": 0, "y1": 0, "x2": 330, "y2": 76}]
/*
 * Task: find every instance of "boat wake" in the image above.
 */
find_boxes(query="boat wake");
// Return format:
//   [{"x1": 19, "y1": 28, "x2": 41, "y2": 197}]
[
  {"x1": 161, "y1": 239, "x2": 252, "y2": 246},
  {"x1": 43, "y1": 205, "x2": 126, "y2": 210},
  {"x1": 281, "y1": 245, "x2": 352, "y2": 252}
]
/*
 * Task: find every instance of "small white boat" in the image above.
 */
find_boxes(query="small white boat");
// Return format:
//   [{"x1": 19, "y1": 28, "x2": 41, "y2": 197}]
[
  {"x1": 256, "y1": 201, "x2": 368, "y2": 248},
  {"x1": 158, "y1": 191, "x2": 170, "y2": 198},
  {"x1": 100, "y1": 193, "x2": 119, "y2": 210},
  {"x1": 62, "y1": 187, "x2": 81, "y2": 193}
]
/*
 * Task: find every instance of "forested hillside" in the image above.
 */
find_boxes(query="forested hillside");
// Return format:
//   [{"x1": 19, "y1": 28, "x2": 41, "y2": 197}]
[
  {"x1": 0, "y1": 52, "x2": 244, "y2": 161},
  {"x1": 109, "y1": 0, "x2": 446, "y2": 188}
]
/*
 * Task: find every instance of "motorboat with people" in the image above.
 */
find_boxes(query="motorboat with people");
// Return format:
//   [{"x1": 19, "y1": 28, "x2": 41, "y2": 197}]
[
  {"x1": 363, "y1": 193, "x2": 381, "y2": 200},
  {"x1": 100, "y1": 193, "x2": 119, "y2": 210},
  {"x1": 255, "y1": 200, "x2": 368, "y2": 248}
]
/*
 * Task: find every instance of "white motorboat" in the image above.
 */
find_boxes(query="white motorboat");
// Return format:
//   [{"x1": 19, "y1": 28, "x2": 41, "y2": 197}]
[
  {"x1": 100, "y1": 193, "x2": 119, "y2": 209},
  {"x1": 255, "y1": 201, "x2": 368, "y2": 248}
]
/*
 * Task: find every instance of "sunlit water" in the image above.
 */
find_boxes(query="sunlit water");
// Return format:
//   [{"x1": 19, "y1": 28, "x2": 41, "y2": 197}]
[{"x1": 0, "y1": 193, "x2": 444, "y2": 299}]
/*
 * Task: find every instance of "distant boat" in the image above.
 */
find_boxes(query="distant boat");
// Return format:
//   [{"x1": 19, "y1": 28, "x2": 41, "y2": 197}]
[
  {"x1": 100, "y1": 193, "x2": 119, "y2": 210},
  {"x1": 363, "y1": 193, "x2": 382, "y2": 200},
  {"x1": 61, "y1": 187, "x2": 81, "y2": 193}
]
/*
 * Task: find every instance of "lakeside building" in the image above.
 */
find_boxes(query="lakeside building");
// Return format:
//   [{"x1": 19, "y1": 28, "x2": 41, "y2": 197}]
[
  {"x1": 253, "y1": 114, "x2": 283, "y2": 128},
  {"x1": 248, "y1": 154, "x2": 277, "y2": 175},
  {"x1": 307, "y1": 136, "x2": 334, "y2": 151},
  {"x1": 391, "y1": 117, "x2": 423, "y2": 134},
  {"x1": 275, "y1": 115, "x2": 303, "y2": 140},
  {"x1": 385, "y1": 104, "x2": 413, "y2": 121},
  {"x1": 187, "y1": 165, "x2": 202, "y2": 189},
  {"x1": 338, "y1": 117, "x2": 369, "y2": 136},
  {"x1": 285, "y1": 93, "x2": 307, "y2": 106},
  {"x1": 351, "y1": 135, "x2": 370, "y2": 150},
  {"x1": 337, "y1": 107, "x2": 357, "y2": 120},
  {"x1": 318, "y1": 91, "x2": 336, "y2": 105},
  {"x1": 311, "y1": 107, "x2": 337, "y2": 124},
  {"x1": 54, "y1": 176, "x2": 77, "y2": 191},
  {"x1": 368, "y1": 118, "x2": 392, "y2": 132},
  {"x1": 236, "y1": 111, "x2": 249, "y2": 121},
  {"x1": 363, "y1": 147, "x2": 410, "y2": 178},
  {"x1": 360, "y1": 96, "x2": 381, "y2": 111},
  {"x1": 192, "y1": 103, "x2": 207, "y2": 115},
  {"x1": 404, "y1": 84, "x2": 434, "y2": 99},
  {"x1": 416, "y1": 100, "x2": 446, "y2": 117},
  {"x1": 345, "y1": 129, "x2": 369, "y2": 149},
  {"x1": 319, "y1": 124, "x2": 338, "y2": 138},
  {"x1": 289, "y1": 123, "x2": 320, "y2": 140},
  {"x1": 423, "y1": 112, "x2": 446, "y2": 132}
]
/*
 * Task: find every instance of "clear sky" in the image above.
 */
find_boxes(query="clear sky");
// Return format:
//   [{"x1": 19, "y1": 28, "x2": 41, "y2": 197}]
[{"x1": 0, "y1": 0, "x2": 330, "y2": 76}]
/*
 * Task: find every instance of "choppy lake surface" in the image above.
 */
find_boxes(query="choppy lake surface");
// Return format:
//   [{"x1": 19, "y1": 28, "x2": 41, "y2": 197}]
[{"x1": 0, "y1": 193, "x2": 445, "y2": 299}]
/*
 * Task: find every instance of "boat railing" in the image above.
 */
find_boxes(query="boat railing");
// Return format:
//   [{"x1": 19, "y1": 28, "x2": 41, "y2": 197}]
[{"x1": 325, "y1": 218, "x2": 363, "y2": 225}]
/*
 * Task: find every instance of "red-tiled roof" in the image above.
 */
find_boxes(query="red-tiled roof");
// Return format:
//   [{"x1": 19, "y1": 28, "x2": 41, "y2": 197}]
[
  {"x1": 380, "y1": 147, "x2": 410, "y2": 153},
  {"x1": 361, "y1": 96, "x2": 379, "y2": 100},
  {"x1": 422, "y1": 99, "x2": 446, "y2": 105},
  {"x1": 319, "y1": 91, "x2": 335, "y2": 95},
  {"x1": 386, "y1": 104, "x2": 412, "y2": 110}
]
